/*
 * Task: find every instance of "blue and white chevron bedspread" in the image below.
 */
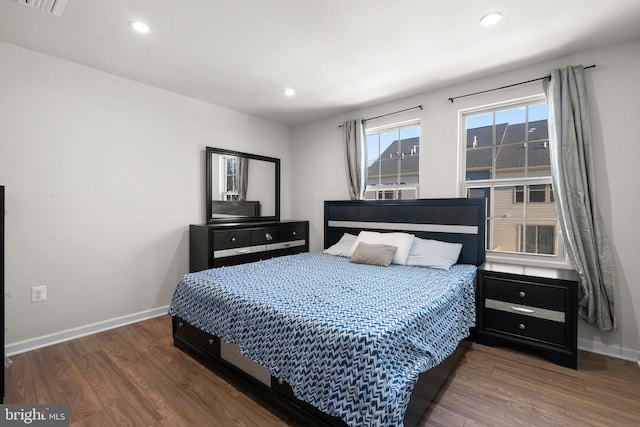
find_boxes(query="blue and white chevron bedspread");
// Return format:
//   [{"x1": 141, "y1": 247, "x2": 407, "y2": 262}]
[{"x1": 168, "y1": 253, "x2": 476, "y2": 426}]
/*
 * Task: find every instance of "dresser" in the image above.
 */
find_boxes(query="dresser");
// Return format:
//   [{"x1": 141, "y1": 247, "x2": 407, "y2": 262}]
[
  {"x1": 189, "y1": 220, "x2": 309, "y2": 272},
  {"x1": 476, "y1": 262, "x2": 579, "y2": 369}
]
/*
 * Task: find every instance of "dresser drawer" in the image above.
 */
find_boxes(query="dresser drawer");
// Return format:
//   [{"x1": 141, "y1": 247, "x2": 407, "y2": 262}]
[
  {"x1": 483, "y1": 277, "x2": 566, "y2": 312},
  {"x1": 484, "y1": 309, "x2": 566, "y2": 346},
  {"x1": 250, "y1": 223, "x2": 306, "y2": 245},
  {"x1": 212, "y1": 229, "x2": 251, "y2": 250}
]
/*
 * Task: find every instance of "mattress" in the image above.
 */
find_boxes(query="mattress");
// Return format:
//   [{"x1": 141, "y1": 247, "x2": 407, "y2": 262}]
[{"x1": 168, "y1": 253, "x2": 476, "y2": 426}]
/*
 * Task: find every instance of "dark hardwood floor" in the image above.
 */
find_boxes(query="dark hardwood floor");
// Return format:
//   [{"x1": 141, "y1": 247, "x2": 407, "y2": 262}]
[{"x1": 5, "y1": 315, "x2": 640, "y2": 426}]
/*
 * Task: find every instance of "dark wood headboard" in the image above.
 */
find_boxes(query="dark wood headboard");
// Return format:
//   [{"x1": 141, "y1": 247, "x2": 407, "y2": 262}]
[{"x1": 324, "y1": 198, "x2": 486, "y2": 266}]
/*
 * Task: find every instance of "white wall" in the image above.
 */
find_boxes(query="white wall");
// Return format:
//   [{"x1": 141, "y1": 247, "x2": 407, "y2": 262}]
[
  {"x1": 0, "y1": 41, "x2": 290, "y2": 345},
  {"x1": 290, "y1": 38, "x2": 640, "y2": 361}
]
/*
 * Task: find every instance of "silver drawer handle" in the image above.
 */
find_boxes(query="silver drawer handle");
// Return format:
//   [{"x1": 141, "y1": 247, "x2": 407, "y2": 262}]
[
  {"x1": 519, "y1": 323, "x2": 526, "y2": 330},
  {"x1": 519, "y1": 291, "x2": 526, "y2": 297},
  {"x1": 265, "y1": 233, "x2": 273, "y2": 241},
  {"x1": 231, "y1": 237, "x2": 236, "y2": 242},
  {"x1": 511, "y1": 306, "x2": 535, "y2": 314},
  {"x1": 292, "y1": 231, "x2": 296, "y2": 235}
]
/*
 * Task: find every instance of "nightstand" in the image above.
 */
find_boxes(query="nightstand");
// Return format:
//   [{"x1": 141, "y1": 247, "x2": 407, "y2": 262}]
[{"x1": 476, "y1": 262, "x2": 579, "y2": 369}]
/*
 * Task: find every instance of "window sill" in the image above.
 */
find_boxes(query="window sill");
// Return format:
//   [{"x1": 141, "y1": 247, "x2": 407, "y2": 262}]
[{"x1": 485, "y1": 251, "x2": 573, "y2": 270}]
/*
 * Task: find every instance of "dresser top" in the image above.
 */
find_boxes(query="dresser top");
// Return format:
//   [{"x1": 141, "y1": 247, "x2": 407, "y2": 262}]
[
  {"x1": 479, "y1": 262, "x2": 579, "y2": 282},
  {"x1": 192, "y1": 220, "x2": 307, "y2": 229}
]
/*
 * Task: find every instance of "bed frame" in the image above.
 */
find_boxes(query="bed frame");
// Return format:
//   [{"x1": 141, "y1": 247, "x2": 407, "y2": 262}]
[{"x1": 173, "y1": 198, "x2": 486, "y2": 426}]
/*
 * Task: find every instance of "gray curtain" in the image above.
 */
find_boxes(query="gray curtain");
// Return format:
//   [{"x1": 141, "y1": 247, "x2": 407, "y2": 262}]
[
  {"x1": 544, "y1": 65, "x2": 616, "y2": 332},
  {"x1": 237, "y1": 157, "x2": 249, "y2": 201},
  {"x1": 343, "y1": 119, "x2": 367, "y2": 200}
]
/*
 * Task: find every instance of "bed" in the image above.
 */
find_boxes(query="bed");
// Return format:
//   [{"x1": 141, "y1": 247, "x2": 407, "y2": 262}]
[{"x1": 169, "y1": 198, "x2": 486, "y2": 426}]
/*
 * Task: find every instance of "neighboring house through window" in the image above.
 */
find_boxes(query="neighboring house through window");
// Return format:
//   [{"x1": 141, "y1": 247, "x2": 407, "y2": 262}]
[
  {"x1": 365, "y1": 121, "x2": 420, "y2": 200},
  {"x1": 461, "y1": 95, "x2": 565, "y2": 262}
]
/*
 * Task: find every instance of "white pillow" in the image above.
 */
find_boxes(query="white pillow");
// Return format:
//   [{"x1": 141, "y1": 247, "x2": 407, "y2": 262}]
[
  {"x1": 348, "y1": 231, "x2": 415, "y2": 265},
  {"x1": 323, "y1": 233, "x2": 357, "y2": 256},
  {"x1": 406, "y1": 237, "x2": 463, "y2": 270}
]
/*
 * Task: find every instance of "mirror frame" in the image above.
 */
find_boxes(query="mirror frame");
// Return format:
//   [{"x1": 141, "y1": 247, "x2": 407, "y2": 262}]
[{"x1": 205, "y1": 146, "x2": 280, "y2": 224}]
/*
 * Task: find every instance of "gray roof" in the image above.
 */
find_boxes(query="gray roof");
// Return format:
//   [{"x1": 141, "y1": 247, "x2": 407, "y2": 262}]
[
  {"x1": 368, "y1": 137, "x2": 419, "y2": 178},
  {"x1": 466, "y1": 120, "x2": 549, "y2": 171}
]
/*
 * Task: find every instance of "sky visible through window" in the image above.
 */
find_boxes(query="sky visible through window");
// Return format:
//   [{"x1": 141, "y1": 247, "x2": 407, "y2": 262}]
[{"x1": 466, "y1": 103, "x2": 547, "y2": 129}]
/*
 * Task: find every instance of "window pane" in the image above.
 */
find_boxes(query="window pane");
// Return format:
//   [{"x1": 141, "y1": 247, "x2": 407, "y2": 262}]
[
  {"x1": 527, "y1": 141, "x2": 551, "y2": 177},
  {"x1": 495, "y1": 142, "x2": 526, "y2": 178},
  {"x1": 466, "y1": 147, "x2": 492, "y2": 180},
  {"x1": 366, "y1": 133, "x2": 381, "y2": 185},
  {"x1": 523, "y1": 223, "x2": 556, "y2": 255},
  {"x1": 496, "y1": 107, "x2": 526, "y2": 145},
  {"x1": 380, "y1": 158, "x2": 399, "y2": 184},
  {"x1": 366, "y1": 134, "x2": 380, "y2": 167},
  {"x1": 537, "y1": 224, "x2": 556, "y2": 255},
  {"x1": 400, "y1": 126, "x2": 419, "y2": 140},
  {"x1": 493, "y1": 186, "x2": 524, "y2": 220},
  {"x1": 528, "y1": 103, "x2": 548, "y2": 121},
  {"x1": 525, "y1": 185, "x2": 556, "y2": 219},
  {"x1": 490, "y1": 218, "x2": 523, "y2": 252},
  {"x1": 399, "y1": 126, "x2": 419, "y2": 184},
  {"x1": 380, "y1": 130, "x2": 398, "y2": 157}
]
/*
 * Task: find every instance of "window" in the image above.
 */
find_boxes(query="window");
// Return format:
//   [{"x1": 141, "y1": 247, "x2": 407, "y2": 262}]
[
  {"x1": 365, "y1": 121, "x2": 420, "y2": 200},
  {"x1": 514, "y1": 184, "x2": 554, "y2": 204},
  {"x1": 462, "y1": 96, "x2": 562, "y2": 260},
  {"x1": 221, "y1": 156, "x2": 239, "y2": 201}
]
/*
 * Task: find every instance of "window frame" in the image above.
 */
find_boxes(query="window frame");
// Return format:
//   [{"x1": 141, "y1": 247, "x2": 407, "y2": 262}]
[
  {"x1": 459, "y1": 94, "x2": 569, "y2": 268},
  {"x1": 365, "y1": 119, "x2": 421, "y2": 200}
]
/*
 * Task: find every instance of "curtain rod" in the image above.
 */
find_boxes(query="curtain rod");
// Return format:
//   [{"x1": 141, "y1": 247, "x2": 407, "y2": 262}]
[
  {"x1": 447, "y1": 64, "x2": 597, "y2": 103},
  {"x1": 339, "y1": 105, "x2": 423, "y2": 128}
]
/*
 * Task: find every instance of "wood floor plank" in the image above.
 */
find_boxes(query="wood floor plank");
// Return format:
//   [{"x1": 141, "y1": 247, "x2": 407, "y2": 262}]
[
  {"x1": 33, "y1": 344, "x2": 104, "y2": 423},
  {"x1": 75, "y1": 350, "x2": 162, "y2": 425},
  {"x1": 4, "y1": 350, "x2": 55, "y2": 404},
  {"x1": 5, "y1": 315, "x2": 640, "y2": 427}
]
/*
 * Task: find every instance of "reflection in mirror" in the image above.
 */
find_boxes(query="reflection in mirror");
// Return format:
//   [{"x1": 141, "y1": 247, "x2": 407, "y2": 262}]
[{"x1": 206, "y1": 147, "x2": 280, "y2": 223}]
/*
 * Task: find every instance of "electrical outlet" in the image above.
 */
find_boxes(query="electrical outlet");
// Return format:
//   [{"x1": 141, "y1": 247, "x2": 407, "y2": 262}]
[{"x1": 31, "y1": 285, "x2": 47, "y2": 302}]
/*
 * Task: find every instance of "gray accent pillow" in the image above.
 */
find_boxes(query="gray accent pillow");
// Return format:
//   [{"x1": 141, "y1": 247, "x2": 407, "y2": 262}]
[{"x1": 349, "y1": 242, "x2": 398, "y2": 267}]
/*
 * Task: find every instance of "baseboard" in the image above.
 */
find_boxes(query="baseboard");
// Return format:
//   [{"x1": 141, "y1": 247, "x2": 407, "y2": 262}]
[
  {"x1": 578, "y1": 338, "x2": 640, "y2": 363},
  {"x1": 5, "y1": 305, "x2": 170, "y2": 356}
]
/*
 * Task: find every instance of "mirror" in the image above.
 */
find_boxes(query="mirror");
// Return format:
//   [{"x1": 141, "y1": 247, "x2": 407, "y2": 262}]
[{"x1": 206, "y1": 146, "x2": 280, "y2": 223}]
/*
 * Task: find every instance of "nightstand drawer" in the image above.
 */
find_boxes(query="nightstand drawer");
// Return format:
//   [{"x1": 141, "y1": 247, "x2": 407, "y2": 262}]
[
  {"x1": 484, "y1": 277, "x2": 566, "y2": 311},
  {"x1": 485, "y1": 299, "x2": 565, "y2": 322},
  {"x1": 484, "y1": 309, "x2": 566, "y2": 346}
]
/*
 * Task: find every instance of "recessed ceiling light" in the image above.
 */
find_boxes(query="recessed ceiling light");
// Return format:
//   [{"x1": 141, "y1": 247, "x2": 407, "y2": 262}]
[
  {"x1": 283, "y1": 88, "x2": 296, "y2": 97},
  {"x1": 480, "y1": 12, "x2": 502, "y2": 26},
  {"x1": 130, "y1": 21, "x2": 150, "y2": 34}
]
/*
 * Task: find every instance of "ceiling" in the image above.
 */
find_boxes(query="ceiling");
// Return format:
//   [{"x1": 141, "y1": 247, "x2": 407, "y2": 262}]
[{"x1": 2, "y1": 0, "x2": 640, "y2": 126}]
